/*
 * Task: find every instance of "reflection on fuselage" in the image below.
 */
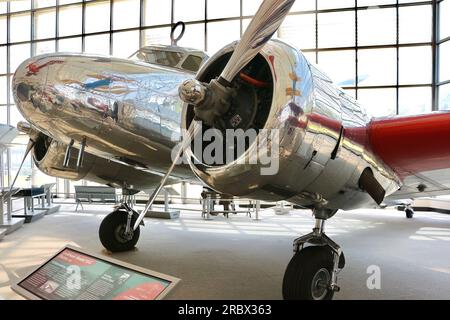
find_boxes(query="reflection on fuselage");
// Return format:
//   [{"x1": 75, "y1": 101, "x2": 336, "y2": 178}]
[{"x1": 13, "y1": 53, "x2": 193, "y2": 179}]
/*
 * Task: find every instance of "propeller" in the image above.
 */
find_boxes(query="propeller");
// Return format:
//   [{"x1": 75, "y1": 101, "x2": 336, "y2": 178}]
[
  {"x1": 4, "y1": 138, "x2": 35, "y2": 199},
  {"x1": 130, "y1": 0, "x2": 295, "y2": 232},
  {"x1": 179, "y1": 0, "x2": 295, "y2": 127},
  {"x1": 219, "y1": 0, "x2": 295, "y2": 84},
  {"x1": 132, "y1": 121, "x2": 200, "y2": 230},
  {"x1": 4, "y1": 122, "x2": 44, "y2": 198}
]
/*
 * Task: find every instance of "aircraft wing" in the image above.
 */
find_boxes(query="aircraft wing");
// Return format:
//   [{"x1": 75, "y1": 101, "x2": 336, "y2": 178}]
[
  {"x1": 367, "y1": 112, "x2": 450, "y2": 201},
  {"x1": 386, "y1": 174, "x2": 450, "y2": 201}
]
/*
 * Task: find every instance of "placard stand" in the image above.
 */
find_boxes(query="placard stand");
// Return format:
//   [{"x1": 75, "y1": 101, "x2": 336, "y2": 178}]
[{"x1": 12, "y1": 245, "x2": 180, "y2": 300}]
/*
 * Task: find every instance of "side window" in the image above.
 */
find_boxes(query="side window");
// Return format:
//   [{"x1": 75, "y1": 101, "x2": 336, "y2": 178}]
[{"x1": 181, "y1": 55, "x2": 203, "y2": 72}]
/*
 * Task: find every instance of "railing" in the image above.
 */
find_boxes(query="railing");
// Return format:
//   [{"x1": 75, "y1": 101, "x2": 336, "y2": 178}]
[{"x1": 48, "y1": 191, "x2": 295, "y2": 221}]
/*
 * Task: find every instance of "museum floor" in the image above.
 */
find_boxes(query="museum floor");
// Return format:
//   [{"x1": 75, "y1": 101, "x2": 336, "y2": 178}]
[{"x1": 1, "y1": 204, "x2": 450, "y2": 300}]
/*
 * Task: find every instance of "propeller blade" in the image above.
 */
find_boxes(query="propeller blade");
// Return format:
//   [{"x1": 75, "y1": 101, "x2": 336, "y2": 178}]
[
  {"x1": 5, "y1": 139, "x2": 35, "y2": 198},
  {"x1": 179, "y1": 0, "x2": 295, "y2": 126},
  {"x1": 132, "y1": 121, "x2": 201, "y2": 230},
  {"x1": 219, "y1": 0, "x2": 295, "y2": 84}
]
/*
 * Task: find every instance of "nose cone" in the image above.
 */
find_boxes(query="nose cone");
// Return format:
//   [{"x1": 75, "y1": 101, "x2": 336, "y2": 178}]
[{"x1": 12, "y1": 55, "x2": 51, "y2": 121}]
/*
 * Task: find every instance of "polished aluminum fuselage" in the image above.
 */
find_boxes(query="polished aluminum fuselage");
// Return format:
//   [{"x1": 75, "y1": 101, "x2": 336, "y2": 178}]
[
  {"x1": 13, "y1": 40, "x2": 401, "y2": 210},
  {"x1": 13, "y1": 53, "x2": 194, "y2": 180}
]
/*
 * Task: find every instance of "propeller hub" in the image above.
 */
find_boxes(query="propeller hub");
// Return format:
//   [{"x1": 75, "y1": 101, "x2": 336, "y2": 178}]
[
  {"x1": 179, "y1": 79, "x2": 207, "y2": 105},
  {"x1": 179, "y1": 78, "x2": 233, "y2": 128}
]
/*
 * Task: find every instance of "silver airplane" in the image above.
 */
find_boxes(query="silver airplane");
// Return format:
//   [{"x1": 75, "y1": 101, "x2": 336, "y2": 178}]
[{"x1": 11, "y1": 0, "x2": 450, "y2": 300}]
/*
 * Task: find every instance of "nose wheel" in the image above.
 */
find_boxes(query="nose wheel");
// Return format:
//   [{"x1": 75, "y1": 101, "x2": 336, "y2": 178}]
[
  {"x1": 283, "y1": 210, "x2": 345, "y2": 300},
  {"x1": 99, "y1": 204, "x2": 141, "y2": 252}
]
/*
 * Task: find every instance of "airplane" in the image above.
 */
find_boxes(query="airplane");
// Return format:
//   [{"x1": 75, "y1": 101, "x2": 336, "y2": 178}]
[{"x1": 10, "y1": 0, "x2": 450, "y2": 300}]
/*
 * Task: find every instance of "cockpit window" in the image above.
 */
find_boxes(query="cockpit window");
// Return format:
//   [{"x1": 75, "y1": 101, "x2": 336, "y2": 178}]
[
  {"x1": 135, "y1": 50, "x2": 184, "y2": 68},
  {"x1": 129, "y1": 46, "x2": 208, "y2": 72},
  {"x1": 181, "y1": 55, "x2": 203, "y2": 72}
]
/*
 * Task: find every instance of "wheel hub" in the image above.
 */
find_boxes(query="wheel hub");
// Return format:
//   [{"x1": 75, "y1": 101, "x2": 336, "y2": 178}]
[
  {"x1": 114, "y1": 224, "x2": 133, "y2": 243},
  {"x1": 311, "y1": 268, "x2": 331, "y2": 300}
]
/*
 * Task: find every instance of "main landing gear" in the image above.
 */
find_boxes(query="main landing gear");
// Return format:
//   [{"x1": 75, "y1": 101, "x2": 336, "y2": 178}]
[
  {"x1": 405, "y1": 204, "x2": 414, "y2": 219},
  {"x1": 99, "y1": 203, "x2": 143, "y2": 252},
  {"x1": 283, "y1": 208, "x2": 345, "y2": 300}
]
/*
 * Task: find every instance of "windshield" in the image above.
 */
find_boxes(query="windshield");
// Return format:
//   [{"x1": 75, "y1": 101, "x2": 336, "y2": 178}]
[{"x1": 131, "y1": 49, "x2": 184, "y2": 68}]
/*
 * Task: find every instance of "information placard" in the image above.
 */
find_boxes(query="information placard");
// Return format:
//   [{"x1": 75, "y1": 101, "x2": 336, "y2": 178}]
[{"x1": 12, "y1": 245, "x2": 180, "y2": 300}]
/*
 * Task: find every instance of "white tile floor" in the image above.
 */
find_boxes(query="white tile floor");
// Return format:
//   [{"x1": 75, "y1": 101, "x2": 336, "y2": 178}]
[{"x1": 1, "y1": 203, "x2": 450, "y2": 300}]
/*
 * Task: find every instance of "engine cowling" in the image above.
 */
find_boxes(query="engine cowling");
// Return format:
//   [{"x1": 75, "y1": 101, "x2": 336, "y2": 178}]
[
  {"x1": 32, "y1": 133, "x2": 166, "y2": 190},
  {"x1": 182, "y1": 40, "x2": 400, "y2": 210}
]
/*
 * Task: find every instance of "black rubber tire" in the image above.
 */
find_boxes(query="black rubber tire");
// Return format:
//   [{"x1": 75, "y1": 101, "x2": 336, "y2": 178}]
[
  {"x1": 99, "y1": 210, "x2": 140, "y2": 252},
  {"x1": 405, "y1": 209, "x2": 414, "y2": 219},
  {"x1": 283, "y1": 246, "x2": 335, "y2": 300},
  {"x1": 338, "y1": 251, "x2": 346, "y2": 269}
]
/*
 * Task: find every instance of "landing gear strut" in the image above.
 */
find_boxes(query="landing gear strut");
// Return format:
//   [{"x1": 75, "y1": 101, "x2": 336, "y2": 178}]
[{"x1": 283, "y1": 208, "x2": 345, "y2": 300}]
